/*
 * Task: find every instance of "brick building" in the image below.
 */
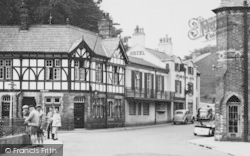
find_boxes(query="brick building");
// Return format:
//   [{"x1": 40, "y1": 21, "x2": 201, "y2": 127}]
[{"x1": 213, "y1": 0, "x2": 250, "y2": 141}]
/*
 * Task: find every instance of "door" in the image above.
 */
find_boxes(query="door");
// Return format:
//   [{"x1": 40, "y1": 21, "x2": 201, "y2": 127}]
[
  {"x1": 74, "y1": 103, "x2": 84, "y2": 128},
  {"x1": 227, "y1": 102, "x2": 240, "y2": 137}
]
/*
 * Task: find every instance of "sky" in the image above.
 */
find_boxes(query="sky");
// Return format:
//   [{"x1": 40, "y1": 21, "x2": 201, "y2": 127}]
[{"x1": 100, "y1": 0, "x2": 221, "y2": 58}]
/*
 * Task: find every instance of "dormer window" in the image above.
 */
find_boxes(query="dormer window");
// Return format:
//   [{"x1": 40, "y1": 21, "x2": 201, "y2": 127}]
[{"x1": 188, "y1": 67, "x2": 194, "y2": 75}]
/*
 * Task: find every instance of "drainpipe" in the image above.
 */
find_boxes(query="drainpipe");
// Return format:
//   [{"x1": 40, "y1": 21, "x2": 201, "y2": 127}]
[
  {"x1": 154, "y1": 69, "x2": 157, "y2": 125},
  {"x1": 243, "y1": 1, "x2": 248, "y2": 142}
]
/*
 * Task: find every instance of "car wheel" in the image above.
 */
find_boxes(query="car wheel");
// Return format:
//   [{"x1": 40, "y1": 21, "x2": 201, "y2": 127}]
[
  {"x1": 194, "y1": 133, "x2": 197, "y2": 136},
  {"x1": 191, "y1": 118, "x2": 194, "y2": 124},
  {"x1": 184, "y1": 119, "x2": 188, "y2": 124},
  {"x1": 173, "y1": 122, "x2": 176, "y2": 125}
]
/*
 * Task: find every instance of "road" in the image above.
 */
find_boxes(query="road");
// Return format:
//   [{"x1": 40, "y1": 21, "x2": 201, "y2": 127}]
[{"x1": 59, "y1": 122, "x2": 229, "y2": 156}]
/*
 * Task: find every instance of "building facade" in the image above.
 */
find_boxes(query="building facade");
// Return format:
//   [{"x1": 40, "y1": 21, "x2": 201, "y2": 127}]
[
  {"x1": 0, "y1": 5, "x2": 128, "y2": 129},
  {"x1": 213, "y1": 0, "x2": 250, "y2": 141},
  {"x1": 125, "y1": 56, "x2": 174, "y2": 126},
  {"x1": 127, "y1": 26, "x2": 200, "y2": 119}
]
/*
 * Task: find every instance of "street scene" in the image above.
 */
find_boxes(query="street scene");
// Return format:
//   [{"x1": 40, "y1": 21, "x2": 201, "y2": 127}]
[{"x1": 0, "y1": 0, "x2": 250, "y2": 156}]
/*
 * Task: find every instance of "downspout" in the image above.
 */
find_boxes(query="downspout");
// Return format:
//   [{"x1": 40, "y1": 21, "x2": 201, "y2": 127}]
[{"x1": 154, "y1": 69, "x2": 157, "y2": 125}]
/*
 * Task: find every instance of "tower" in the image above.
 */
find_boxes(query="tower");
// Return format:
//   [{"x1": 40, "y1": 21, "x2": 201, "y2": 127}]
[{"x1": 213, "y1": 0, "x2": 249, "y2": 141}]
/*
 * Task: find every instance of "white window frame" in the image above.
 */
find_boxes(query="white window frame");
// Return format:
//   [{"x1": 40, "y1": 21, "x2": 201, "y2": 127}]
[
  {"x1": 135, "y1": 72, "x2": 140, "y2": 90},
  {"x1": 0, "y1": 67, "x2": 4, "y2": 79},
  {"x1": 96, "y1": 63, "x2": 102, "y2": 83},
  {"x1": 46, "y1": 60, "x2": 53, "y2": 67},
  {"x1": 157, "y1": 75, "x2": 162, "y2": 92},
  {"x1": 55, "y1": 59, "x2": 61, "y2": 67},
  {"x1": 5, "y1": 67, "x2": 12, "y2": 80},
  {"x1": 53, "y1": 68, "x2": 61, "y2": 80}
]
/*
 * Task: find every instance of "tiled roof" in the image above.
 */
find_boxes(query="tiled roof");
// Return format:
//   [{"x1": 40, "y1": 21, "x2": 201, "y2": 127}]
[
  {"x1": 101, "y1": 38, "x2": 120, "y2": 57},
  {"x1": 0, "y1": 25, "x2": 106, "y2": 56},
  {"x1": 145, "y1": 48, "x2": 172, "y2": 61},
  {"x1": 128, "y1": 56, "x2": 163, "y2": 69},
  {"x1": 220, "y1": 0, "x2": 250, "y2": 7}
]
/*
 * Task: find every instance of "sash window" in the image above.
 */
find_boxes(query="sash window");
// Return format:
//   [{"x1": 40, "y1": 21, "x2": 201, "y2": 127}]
[{"x1": 96, "y1": 63, "x2": 103, "y2": 82}]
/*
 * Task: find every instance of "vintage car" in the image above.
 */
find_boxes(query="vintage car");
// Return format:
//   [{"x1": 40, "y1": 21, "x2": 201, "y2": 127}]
[
  {"x1": 199, "y1": 107, "x2": 214, "y2": 120},
  {"x1": 173, "y1": 109, "x2": 194, "y2": 124},
  {"x1": 193, "y1": 124, "x2": 215, "y2": 136}
]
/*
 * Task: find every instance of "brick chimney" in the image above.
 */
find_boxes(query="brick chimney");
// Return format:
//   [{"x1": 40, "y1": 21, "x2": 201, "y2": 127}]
[
  {"x1": 131, "y1": 25, "x2": 145, "y2": 48},
  {"x1": 158, "y1": 35, "x2": 173, "y2": 55},
  {"x1": 20, "y1": 0, "x2": 29, "y2": 30},
  {"x1": 98, "y1": 13, "x2": 112, "y2": 38}
]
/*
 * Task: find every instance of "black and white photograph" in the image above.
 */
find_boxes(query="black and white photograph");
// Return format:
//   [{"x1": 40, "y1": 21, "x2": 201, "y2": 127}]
[{"x1": 0, "y1": 0, "x2": 249, "y2": 156}]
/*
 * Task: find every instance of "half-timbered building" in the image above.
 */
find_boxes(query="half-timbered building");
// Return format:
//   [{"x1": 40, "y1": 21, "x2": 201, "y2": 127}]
[{"x1": 0, "y1": 4, "x2": 128, "y2": 129}]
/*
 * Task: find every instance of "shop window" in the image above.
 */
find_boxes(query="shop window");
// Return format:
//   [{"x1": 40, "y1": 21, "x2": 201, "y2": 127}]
[
  {"x1": 115, "y1": 99, "x2": 122, "y2": 118},
  {"x1": 138, "y1": 103, "x2": 141, "y2": 115},
  {"x1": 107, "y1": 101, "x2": 114, "y2": 118},
  {"x1": 2, "y1": 95, "x2": 10, "y2": 118},
  {"x1": 143, "y1": 103, "x2": 149, "y2": 115},
  {"x1": 92, "y1": 98, "x2": 105, "y2": 118},
  {"x1": 129, "y1": 102, "x2": 136, "y2": 115}
]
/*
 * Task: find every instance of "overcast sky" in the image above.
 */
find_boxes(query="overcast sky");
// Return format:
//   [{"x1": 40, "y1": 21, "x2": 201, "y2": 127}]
[{"x1": 100, "y1": 0, "x2": 221, "y2": 58}]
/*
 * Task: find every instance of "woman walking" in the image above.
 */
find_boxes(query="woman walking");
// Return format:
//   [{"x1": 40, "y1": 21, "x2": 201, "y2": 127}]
[{"x1": 52, "y1": 108, "x2": 61, "y2": 140}]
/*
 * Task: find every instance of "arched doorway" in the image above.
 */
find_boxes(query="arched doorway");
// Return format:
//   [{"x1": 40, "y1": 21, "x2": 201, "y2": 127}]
[{"x1": 227, "y1": 95, "x2": 241, "y2": 138}]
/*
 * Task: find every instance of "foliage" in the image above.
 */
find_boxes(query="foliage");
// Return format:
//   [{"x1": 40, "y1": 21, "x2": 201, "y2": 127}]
[
  {"x1": 0, "y1": 0, "x2": 104, "y2": 32},
  {"x1": 184, "y1": 45, "x2": 217, "y2": 60}
]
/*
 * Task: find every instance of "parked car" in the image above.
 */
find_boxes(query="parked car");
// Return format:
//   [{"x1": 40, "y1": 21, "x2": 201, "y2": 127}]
[
  {"x1": 193, "y1": 124, "x2": 215, "y2": 136},
  {"x1": 173, "y1": 109, "x2": 194, "y2": 124},
  {"x1": 199, "y1": 107, "x2": 214, "y2": 120}
]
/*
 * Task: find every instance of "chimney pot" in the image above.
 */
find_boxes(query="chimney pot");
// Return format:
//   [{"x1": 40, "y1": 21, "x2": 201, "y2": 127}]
[{"x1": 20, "y1": 0, "x2": 29, "y2": 30}]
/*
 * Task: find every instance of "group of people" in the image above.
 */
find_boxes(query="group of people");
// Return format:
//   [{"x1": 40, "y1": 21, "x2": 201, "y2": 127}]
[{"x1": 22, "y1": 104, "x2": 61, "y2": 147}]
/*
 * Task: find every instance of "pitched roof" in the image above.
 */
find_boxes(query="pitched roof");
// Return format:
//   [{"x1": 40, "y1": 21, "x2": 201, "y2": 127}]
[
  {"x1": 101, "y1": 38, "x2": 120, "y2": 57},
  {"x1": 220, "y1": 0, "x2": 250, "y2": 7},
  {"x1": 128, "y1": 56, "x2": 164, "y2": 69},
  {"x1": 145, "y1": 48, "x2": 172, "y2": 61},
  {"x1": 0, "y1": 25, "x2": 106, "y2": 56}
]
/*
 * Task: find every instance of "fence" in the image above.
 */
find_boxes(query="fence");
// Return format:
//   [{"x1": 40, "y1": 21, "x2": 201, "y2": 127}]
[{"x1": 0, "y1": 118, "x2": 26, "y2": 138}]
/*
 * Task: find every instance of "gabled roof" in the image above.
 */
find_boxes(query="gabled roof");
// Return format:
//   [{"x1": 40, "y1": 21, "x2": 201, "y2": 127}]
[
  {"x1": 145, "y1": 48, "x2": 172, "y2": 61},
  {"x1": 101, "y1": 38, "x2": 120, "y2": 57},
  {"x1": 128, "y1": 56, "x2": 164, "y2": 70},
  {"x1": 0, "y1": 25, "x2": 105, "y2": 56}
]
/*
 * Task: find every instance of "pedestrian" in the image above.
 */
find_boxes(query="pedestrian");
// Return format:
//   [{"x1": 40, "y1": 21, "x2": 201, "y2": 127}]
[
  {"x1": 197, "y1": 108, "x2": 203, "y2": 126},
  {"x1": 22, "y1": 105, "x2": 30, "y2": 134},
  {"x1": 46, "y1": 107, "x2": 54, "y2": 139},
  {"x1": 36, "y1": 104, "x2": 46, "y2": 147},
  {"x1": 24, "y1": 105, "x2": 39, "y2": 147},
  {"x1": 52, "y1": 108, "x2": 61, "y2": 140}
]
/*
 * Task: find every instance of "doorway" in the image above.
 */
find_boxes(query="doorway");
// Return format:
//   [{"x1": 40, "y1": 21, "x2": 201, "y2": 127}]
[
  {"x1": 227, "y1": 96, "x2": 241, "y2": 138},
  {"x1": 74, "y1": 97, "x2": 85, "y2": 128}
]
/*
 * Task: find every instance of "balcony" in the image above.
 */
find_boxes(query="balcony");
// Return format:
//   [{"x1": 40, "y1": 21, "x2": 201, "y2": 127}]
[{"x1": 125, "y1": 87, "x2": 174, "y2": 101}]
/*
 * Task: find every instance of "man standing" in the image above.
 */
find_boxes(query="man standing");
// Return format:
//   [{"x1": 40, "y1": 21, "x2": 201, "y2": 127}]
[
  {"x1": 22, "y1": 105, "x2": 30, "y2": 134},
  {"x1": 36, "y1": 104, "x2": 46, "y2": 147},
  {"x1": 25, "y1": 105, "x2": 39, "y2": 147},
  {"x1": 46, "y1": 107, "x2": 54, "y2": 139}
]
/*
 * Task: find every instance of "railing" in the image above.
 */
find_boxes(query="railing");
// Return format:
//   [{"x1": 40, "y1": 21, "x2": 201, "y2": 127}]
[
  {"x1": 126, "y1": 88, "x2": 175, "y2": 101},
  {"x1": 0, "y1": 118, "x2": 26, "y2": 138}
]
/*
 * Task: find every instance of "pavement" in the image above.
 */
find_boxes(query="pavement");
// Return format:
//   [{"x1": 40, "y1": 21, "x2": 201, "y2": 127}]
[{"x1": 188, "y1": 137, "x2": 250, "y2": 156}]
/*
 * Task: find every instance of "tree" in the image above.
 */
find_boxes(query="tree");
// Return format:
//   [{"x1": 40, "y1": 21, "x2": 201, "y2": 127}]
[
  {"x1": 184, "y1": 45, "x2": 217, "y2": 60},
  {"x1": 0, "y1": 0, "x2": 104, "y2": 32}
]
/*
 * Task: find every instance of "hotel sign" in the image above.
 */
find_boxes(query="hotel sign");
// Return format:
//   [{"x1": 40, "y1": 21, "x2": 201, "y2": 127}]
[{"x1": 130, "y1": 51, "x2": 145, "y2": 56}]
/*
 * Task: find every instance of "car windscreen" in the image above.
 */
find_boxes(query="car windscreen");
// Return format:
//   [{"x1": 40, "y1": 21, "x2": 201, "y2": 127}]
[{"x1": 175, "y1": 111, "x2": 183, "y2": 114}]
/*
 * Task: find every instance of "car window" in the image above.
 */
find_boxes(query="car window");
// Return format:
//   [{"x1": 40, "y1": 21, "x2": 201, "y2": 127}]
[{"x1": 176, "y1": 111, "x2": 183, "y2": 114}]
